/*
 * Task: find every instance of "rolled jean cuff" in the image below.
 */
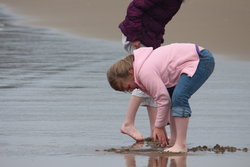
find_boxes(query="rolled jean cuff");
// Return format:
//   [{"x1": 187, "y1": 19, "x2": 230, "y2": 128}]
[{"x1": 172, "y1": 107, "x2": 191, "y2": 117}]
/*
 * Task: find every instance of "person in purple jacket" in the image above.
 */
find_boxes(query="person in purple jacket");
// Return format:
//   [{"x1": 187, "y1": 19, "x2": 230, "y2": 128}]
[{"x1": 118, "y1": 0, "x2": 184, "y2": 143}]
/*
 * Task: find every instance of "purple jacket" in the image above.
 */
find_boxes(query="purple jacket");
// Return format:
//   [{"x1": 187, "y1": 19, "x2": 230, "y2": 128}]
[{"x1": 119, "y1": 0, "x2": 183, "y2": 49}]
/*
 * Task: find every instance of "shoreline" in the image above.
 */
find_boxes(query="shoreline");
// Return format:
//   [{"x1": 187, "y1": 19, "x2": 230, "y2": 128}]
[{"x1": 0, "y1": 0, "x2": 249, "y2": 61}]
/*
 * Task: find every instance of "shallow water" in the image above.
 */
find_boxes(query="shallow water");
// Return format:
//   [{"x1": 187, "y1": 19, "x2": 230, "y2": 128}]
[{"x1": 0, "y1": 7, "x2": 250, "y2": 167}]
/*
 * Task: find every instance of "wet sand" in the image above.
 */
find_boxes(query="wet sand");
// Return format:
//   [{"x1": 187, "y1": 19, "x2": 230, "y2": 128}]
[{"x1": 0, "y1": 0, "x2": 250, "y2": 60}]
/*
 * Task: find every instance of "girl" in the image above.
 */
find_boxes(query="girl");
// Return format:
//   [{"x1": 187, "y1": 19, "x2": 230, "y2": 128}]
[{"x1": 107, "y1": 43, "x2": 215, "y2": 153}]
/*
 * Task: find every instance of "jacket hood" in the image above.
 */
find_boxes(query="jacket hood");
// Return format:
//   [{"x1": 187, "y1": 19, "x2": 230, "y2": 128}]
[{"x1": 133, "y1": 47, "x2": 153, "y2": 86}]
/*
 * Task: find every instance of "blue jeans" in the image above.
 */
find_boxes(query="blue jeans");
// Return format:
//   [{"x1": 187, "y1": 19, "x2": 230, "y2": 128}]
[{"x1": 171, "y1": 49, "x2": 215, "y2": 117}]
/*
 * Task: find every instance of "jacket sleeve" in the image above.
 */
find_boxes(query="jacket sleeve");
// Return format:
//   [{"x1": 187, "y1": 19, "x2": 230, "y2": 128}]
[
  {"x1": 139, "y1": 70, "x2": 171, "y2": 128},
  {"x1": 124, "y1": 0, "x2": 162, "y2": 42}
]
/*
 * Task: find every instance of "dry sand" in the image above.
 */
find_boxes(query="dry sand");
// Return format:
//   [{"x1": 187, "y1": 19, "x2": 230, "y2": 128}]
[{"x1": 0, "y1": 0, "x2": 249, "y2": 60}]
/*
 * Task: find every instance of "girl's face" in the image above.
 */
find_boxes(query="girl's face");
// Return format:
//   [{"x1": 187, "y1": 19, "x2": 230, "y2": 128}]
[
  {"x1": 121, "y1": 78, "x2": 138, "y2": 92},
  {"x1": 120, "y1": 69, "x2": 138, "y2": 92}
]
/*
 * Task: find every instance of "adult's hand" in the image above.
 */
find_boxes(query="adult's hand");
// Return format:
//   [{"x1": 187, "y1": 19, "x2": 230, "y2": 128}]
[{"x1": 131, "y1": 41, "x2": 141, "y2": 49}]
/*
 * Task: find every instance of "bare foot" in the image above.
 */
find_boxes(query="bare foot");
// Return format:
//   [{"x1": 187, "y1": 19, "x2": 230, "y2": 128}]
[
  {"x1": 168, "y1": 138, "x2": 175, "y2": 147},
  {"x1": 120, "y1": 123, "x2": 144, "y2": 141},
  {"x1": 164, "y1": 144, "x2": 187, "y2": 153}
]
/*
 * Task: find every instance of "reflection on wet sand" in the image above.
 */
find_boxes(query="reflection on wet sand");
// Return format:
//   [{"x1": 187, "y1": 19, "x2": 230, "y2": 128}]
[{"x1": 124, "y1": 154, "x2": 187, "y2": 167}]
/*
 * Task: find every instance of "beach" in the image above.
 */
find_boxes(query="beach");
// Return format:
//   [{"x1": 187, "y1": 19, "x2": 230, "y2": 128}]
[
  {"x1": 0, "y1": 1, "x2": 250, "y2": 167},
  {"x1": 1, "y1": 0, "x2": 250, "y2": 60}
]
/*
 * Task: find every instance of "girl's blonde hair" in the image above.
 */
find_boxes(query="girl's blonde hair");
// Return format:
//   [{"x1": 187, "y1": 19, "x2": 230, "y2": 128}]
[{"x1": 107, "y1": 54, "x2": 134, "y2": 91}]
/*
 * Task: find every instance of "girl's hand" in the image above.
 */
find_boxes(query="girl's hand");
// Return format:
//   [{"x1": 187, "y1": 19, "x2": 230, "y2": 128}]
[
  {"x1": 153, "y1": 127, "x2": 169, "y2": 146},
  {"x1": 131, "y1": 41, "x2": 141, "y2": 49}
]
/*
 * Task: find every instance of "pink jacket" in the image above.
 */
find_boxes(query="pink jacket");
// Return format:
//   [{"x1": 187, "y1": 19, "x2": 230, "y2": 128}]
[{"x1": 133, "y1": 43, "x2": 200, "y2": 128}]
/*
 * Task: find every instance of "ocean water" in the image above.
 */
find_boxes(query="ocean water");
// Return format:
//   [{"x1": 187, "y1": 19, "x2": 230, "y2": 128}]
[{"x1": 0, "y1": 7, "x2": 250, "y2": 167}]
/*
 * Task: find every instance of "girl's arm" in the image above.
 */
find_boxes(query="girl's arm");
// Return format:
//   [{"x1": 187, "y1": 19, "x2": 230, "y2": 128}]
[
  {"x1": 140, "y1": 74, "x2": 171, "y2": 145},
  {"x1": 140, "y1": 72, "x2": 171, "y2": 128}
]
